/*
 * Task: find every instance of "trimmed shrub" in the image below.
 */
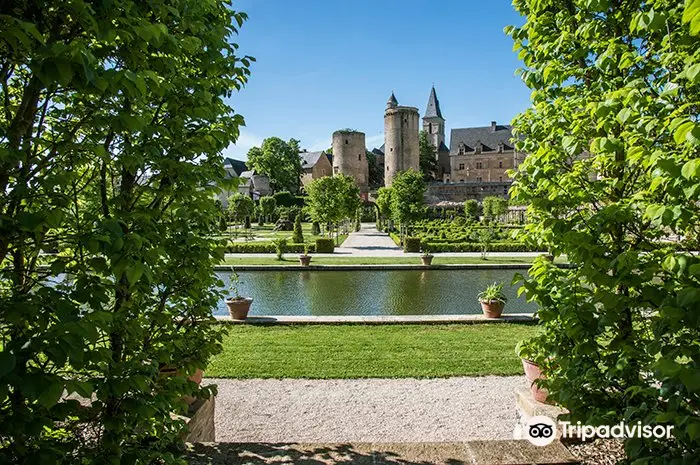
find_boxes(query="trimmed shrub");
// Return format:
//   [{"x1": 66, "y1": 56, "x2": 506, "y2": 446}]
[
  {"x1": 311, "y1": 221, "x2": 321, "y2": 235},
  {"x1": 227, "y1": 242, "x2": 313, "y2": 254},
  {"x1": 403, "y1": 237, "x2": 421, "y2": 253},
  {"x1": 315, "y1": 238, "x2": 335, "y2": 253},
  {"x1": 425, "y1": 242, "x2": 540, "y2": 253},
  {"x1": 292, "y1": 213, "x2": 304, "y2": 243}
]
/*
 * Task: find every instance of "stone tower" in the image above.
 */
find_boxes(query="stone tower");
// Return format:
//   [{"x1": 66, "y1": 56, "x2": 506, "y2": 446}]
[
  {"x1": 422, "y1": 86, "x2": 450, "y2": 178},
  {"x1": 332, "y1": 129, "x2": 368, "y2": 191},
  {"x1": 384, "y1": 93, "x2": 419, "y2": 187}
]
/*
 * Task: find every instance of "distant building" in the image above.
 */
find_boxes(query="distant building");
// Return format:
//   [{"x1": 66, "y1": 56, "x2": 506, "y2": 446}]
[
  {"x1": 299, "y1": 150, "x2": 333, "y2": 188},
  {"x1": 218, "y1": 157, "x2": 249, "y2": 208},
  {"x1": 237, "y1": 170, "x2": 272, "y2": 200},
  {"x1": 422, "y1": 87, "x2": 450, "y2": 179},
  {"x1": 332, "y1": 130, "x2": 369, "y2": 192}
]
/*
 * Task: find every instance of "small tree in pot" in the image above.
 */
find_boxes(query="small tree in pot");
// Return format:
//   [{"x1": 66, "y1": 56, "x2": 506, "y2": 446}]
[
  {"x1": 299, "y1": 244, "x2": 312, "y2": 266},
  {"x1": 420, "y1": 241, "x2": 434, "y2": 266},
  {"x1": 477, "y1": 282, "x2": 507, "y2": 318},
  {"x1": 225, "y1": 268, "x2": 252, "y2": 320}
]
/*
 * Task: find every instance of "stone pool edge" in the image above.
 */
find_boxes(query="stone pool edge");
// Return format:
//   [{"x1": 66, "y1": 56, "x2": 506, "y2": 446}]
[
  {"x1": 214, "y1": 313, "x2": 536, "y2": 325},
  {"x1": 214, "y1": 264, "x2": 541, "y2": 271}
]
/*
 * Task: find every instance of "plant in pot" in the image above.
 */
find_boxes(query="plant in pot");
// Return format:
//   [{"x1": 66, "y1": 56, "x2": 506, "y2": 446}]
[
  {"x1": 477, "y1": 282, "x2": 507, "y2": 318},
  {"x1": 225, "y1": 267, "x2": 252, "y2": 320},
  {"x1": 299, "y1": 244, "x2": 312, "y2": 266},
  {"x1": 516, "y1": 339, "x2": 552, "y2": 404},
  {"x1": 420, "y1": 242, "x2": 434, "y2": 266}
]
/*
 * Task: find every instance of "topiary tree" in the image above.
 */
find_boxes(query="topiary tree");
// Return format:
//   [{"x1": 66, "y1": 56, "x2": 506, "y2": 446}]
[
  {"x1": 306, "y1": 174, "x2": 360, "y2": 244},
  {"x1": 292, "y1": 212, "x2": 304, "y2": 244},
  {"x1": 390, "y1": 169, "x2": 426, "y2": 239},
  {"x1": 375, "y1": 187, "x2": 393, "y2": 230},
  {"x1": 482, "y1": 196, "x2": 508, "y2": 224},
  {"x1": 507, "y1": 1, "x2": 700, "y2": 462},
  {"x1": 227, "y1": 193, "x2": 255, "y2": 229},
  {"x1": 0, "y1": 1, "x2": 252, "y2": 463},
  {"x1": 464, "y1": 199, "x2": 478, "y2": 223},
  {"x1": 259, "y1": 196, "x2": 277, "y2": 224}
]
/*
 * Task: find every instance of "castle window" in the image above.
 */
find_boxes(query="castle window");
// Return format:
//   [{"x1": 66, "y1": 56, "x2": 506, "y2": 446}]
[
  {"x1": 477, "y1": 176, "x2": 483, "y2": 182},
  {"x1": 476, "y1": 162, "x2": 483, "y2": 169},
  {"x1": 459, "y1": 179, "x2": 464, "y2": 183},
  {"x1": 345, "y1": 139, "x2": 348, "y2": 144},
  {"x1": 499, "y1": 161, "x2": 503, "y2": 168},
  {"x1": 387, "y1": 166, "x2": 389, "y2": 171},
  {"x1": 458, "y1": 163, "x2": 465, "y2": 170},
  {"x1": 429, "y1": 123, "x2": 433, "y2": 133},
  {"x1": 358, "y1": 154, "x2": 361, "y2": 160},
  {"x1": 499, "y1": 176, "x2": 502, "y2": 182}
]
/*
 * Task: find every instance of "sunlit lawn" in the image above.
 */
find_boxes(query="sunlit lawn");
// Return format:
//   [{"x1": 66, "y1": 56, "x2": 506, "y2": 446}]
[{"x1": 206, "y1": 323, "x2": 539, "y2": 379}]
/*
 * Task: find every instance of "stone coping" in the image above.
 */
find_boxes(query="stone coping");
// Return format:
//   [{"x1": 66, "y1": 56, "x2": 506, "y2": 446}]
[
  {"x1": 214, "y1": 313, "x2": 536, "y2": 325},
  {"x1": 186, "y1": 440, "x2": 578, "y2": 464},
  {"x1": 214, "y1": 264, "x2": 536, "y2": 271}
]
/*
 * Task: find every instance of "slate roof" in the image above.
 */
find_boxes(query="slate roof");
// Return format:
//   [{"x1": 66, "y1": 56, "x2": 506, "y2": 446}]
[
  {"x1": 299, "y1": 151, "x2": 327, "y2": 170},
  {"x1": 449, "y1": 124, "x2": 516, "y2": 154},
  {"x1": 223, "y1": 157, "x2": 248, "y2": 176},
  {"x1": 424, "y1": 87, "x2": 443, "y2": 119}
]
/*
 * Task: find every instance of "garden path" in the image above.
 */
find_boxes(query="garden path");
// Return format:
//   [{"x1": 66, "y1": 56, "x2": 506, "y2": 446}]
[
  {"x1": 209, "y1": 376, "x2": 526, "y2": 443},
  {"x1": 334, "y1": 223, "x2": 403, "y2": 256}
]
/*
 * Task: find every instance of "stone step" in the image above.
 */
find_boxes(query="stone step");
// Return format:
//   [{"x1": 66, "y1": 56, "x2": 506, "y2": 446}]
[{"x1": 186, "y1": 440, "x2": 579, "y2": 465}]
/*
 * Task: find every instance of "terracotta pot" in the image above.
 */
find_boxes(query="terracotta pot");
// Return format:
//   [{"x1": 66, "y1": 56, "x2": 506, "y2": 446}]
[
  {"x1": 522, "y1": 358, "x2": 551, "y2": 404},
  {"x1": 158, "y1": 366, "x2": 204, "y2": 385},
  {"x1": 480, "y1": 300, "x2": 504, "y2": 318},
  {"x1": 421, "y1": 255, "x2": 434, "y2": 266},
  {"x1": 299, "y1": 255, "x2": 312, "y2": 266},
  {"x1": 226, "y1": 297, "x2": 253, "y2": 320}
]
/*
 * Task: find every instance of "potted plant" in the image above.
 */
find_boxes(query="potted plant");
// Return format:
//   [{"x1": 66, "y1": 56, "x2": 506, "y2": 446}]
[
  {"x1": 516, "y1": 340, "x2": 550, "y2": 404},
  {"x1": 225, "y1": 268, "x2": 252, "y2": 320},
  {"x1": 299, "y1": 245, "x2": 312, "y2": 266},
  {"x1": 420, "y1": 242, "x2": 434, "y2": 266},
  {"x1": 477, "y1": 282, "x2": 507, "y2": 318}
]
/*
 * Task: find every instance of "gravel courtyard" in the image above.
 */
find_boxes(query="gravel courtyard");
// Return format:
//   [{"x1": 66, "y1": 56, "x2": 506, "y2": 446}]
[{"x1": 208, "y1": 376, "x2": 528, "y2": 443}]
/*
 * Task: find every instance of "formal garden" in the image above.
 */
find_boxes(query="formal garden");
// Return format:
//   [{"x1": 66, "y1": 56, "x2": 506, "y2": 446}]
[{"x1": 1, "y1": 1, "x2": 699, "y2": 465}]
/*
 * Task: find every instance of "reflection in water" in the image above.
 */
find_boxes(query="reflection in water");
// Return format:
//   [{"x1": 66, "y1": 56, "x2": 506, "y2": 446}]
[{"x1": 214, "y1": 269, "x2": 535, "y2": 316}]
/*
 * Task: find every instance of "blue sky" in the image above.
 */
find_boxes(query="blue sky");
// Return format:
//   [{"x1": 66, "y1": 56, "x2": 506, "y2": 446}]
[{"x1": 223, "y1": 0, "x2": 530, "y2": 161}]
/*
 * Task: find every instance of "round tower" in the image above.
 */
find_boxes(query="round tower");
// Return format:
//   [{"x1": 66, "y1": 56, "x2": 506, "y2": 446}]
[
  {"x1": 332, "y1": 130, "x2": 368, "y2": 191},
  {"x1": 384, "y1": 94, "x2": 420, "y2": 187}
]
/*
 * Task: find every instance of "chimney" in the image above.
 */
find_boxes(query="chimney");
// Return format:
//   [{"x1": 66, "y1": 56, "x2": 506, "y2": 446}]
[{"x1": 490, "y1": 121, "x2": 497, "y2": 132}]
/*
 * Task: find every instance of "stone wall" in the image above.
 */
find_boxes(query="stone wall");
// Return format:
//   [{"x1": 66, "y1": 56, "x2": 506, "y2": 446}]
[
  {"x1": 426, "y1": 181, "x2": 512, "y2": 202},
  {"x1": 332, "y1": 130, "x2": 368, "y2": 191},
  {"x1": 301, "y1": 154, "x2": 332, "y2": 188},
  {"x1": 448, "y1": 150, "x2": 526, "y2": 183},
  {"x1": 384, "y1": 106, "x2": 419, "y2": 186}
]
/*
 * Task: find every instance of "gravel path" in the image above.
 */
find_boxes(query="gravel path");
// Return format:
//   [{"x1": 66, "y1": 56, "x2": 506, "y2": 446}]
[{"x1": 208, "y1": 376, "x2": 527, "y2": 443}]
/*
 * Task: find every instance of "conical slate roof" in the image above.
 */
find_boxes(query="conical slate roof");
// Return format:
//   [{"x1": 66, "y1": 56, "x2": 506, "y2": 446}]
[
  {"x1": 424, "y1": 86, "x2": 443, "y2": 119},
  {"x1": 387, "y1": 92, "x2": 398, "y2": 108}
]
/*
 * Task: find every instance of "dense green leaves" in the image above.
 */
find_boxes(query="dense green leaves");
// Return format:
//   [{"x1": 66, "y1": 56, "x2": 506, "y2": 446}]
[
  {"x1": 247, "y1": 137, "x2": 302, "y2": 193},
  {"x1": 0, "y1": 0, "x2": 251, "y2": 463},
  {"x1": 305, "y1": 174, "x2": 361, "y2": 241},
  {"x1": 509, "y1": 0, "x2": 700, "y2": 462}
]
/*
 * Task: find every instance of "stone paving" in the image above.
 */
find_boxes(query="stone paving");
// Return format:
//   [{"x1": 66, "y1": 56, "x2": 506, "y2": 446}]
[{"x1": 333, "y1": 224, "x2": 403, "y2": 256}]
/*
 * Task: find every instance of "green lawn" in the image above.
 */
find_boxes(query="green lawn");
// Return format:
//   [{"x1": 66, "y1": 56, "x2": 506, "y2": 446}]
[
  {"x1": 221, "y1": 255, "x2": 539, "y2": 266},
  {"x1": 206, "y1": 323, "x2": 539, "y2": 379}
]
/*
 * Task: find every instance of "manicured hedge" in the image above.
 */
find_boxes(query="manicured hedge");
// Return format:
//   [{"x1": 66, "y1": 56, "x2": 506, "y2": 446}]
[
  {"x1": 425, "y1": 242, "x2": 542, "y2": 253},
  {"x1": 226, "y1": 242, "x2": 313, "y2": 253},
  {"x1": 404, "y1": 237, "x2": 421, "y2": 253},
  {"x1": 315, "y1": 238, "x2": 335, "y2": 253}
]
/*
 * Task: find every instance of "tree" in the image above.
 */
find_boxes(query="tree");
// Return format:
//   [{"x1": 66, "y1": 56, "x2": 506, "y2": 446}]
[
  {"x1": 259, "y1": 196, "x2": 277, "y2": 224},
  {"x1": 366, "y1": 150, "x2": 384, "y2": 188},
  {"x1": 419, "y1": 130, "x2": 439, "y2": 182},
  {"x1": 507, "y1": 1, "x2": 700, "y2": 462},
  {"x1": 0, "y1": 1, "x2": 252, "y2": 463},
  {"x1": 306, "y1": 174, "x2": 361, "y2": 243},
  {"x1": 482, "y1": 196, "x2": 508, "y2": 223},
  {"x1": 292, "y1": 212, "x2": 304, "y2": 244},
  {"x1": 247, "y1": 137, "x2": 302, "y2": 193},
  {"x1": 390, "y1": 169, "x2": 426, "y2": 238},
  {"x1": 227, "y1": 193, "x2": 255, "y2": 226},
  {"x1": 464, "y1": 199, "x2": 479, "y2": 223},
  {"x1": 375, "y1": 187, "x2": 393, "y2": 230}
]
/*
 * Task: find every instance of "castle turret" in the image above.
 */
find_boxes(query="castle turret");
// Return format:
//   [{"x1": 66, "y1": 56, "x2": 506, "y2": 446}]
[
  {"x1": 384, "y1": 93, "x2": 419, "y2": 187},
  {"x1": 422, "y1": 86, "x2": 450, "y2": 178},
  {"x1": 332, "y1": 129, "x2": 368, "y2": 192}
]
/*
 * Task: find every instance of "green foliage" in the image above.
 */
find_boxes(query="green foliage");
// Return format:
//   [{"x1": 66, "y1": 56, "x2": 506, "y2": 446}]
[
  {"x1": 354, "y1": 209, "x2": 361, "y2": 232},
  {"x1": 375, "y1": 187, "x2": 393, "y2": 228},
  {"x1": 403, "y1": 237, "x2": 422, "y2": 253},
  {"x1": 305, "y1": 174, "x2": 361, "y2": 238},
  {"x1": 477, "y1": 282, "x2": 508, "y2": 304},
  {"x1": 292, "y1": 213, "x2": 304, "y2": 244},
  {"x1": 259, "y1": 196, "x2": 277, "y2": 223},
  {"x1": 247, "y1": 138, "x2": 302, "y2": 193},
  {"x1": 508, "y1": 0, "x2": 700, "y2": 462},
  {"x1": 389, "y1": 169, "x2": 426, "y2": 233},
  {"x1": 227, "y1": 193, "x2": 255, "y2": 223},
  {"x1": 244, "y1": 216, "x2": 251, "y2": 229},
  {"x1": 464, "y1": 199, "x2": 479, "y2": 222},
  {"x1": 226, "y1": 242, "x2": 313, "y2": 254},
  {"x1": 482, "y1": 196, "x2": 508, "y2": 223},
  {"x1": 311, "y1": 221, "x2": 321, "y2": 235},
  {"x1": 425, "y1": 242, "x2": 535, "y2": 253},
  {"x1": 314, "y1": 238, "x2": 335, "y2": 253},
  {"x1": 366, "y1": 151, "x2": 384, "y2": 189},
  {"x1": 419, "y1": 130, "x2": 439, "y2": 181},
  {"x1": 272, "y1": 191, "x2": 302, "y2": 208},
  {"x1": 0, "y1": 1, "x2": 252, "y2": 463},
  {"x1": 271, "y1": 238, "x2": 287, "y2": 261}
]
